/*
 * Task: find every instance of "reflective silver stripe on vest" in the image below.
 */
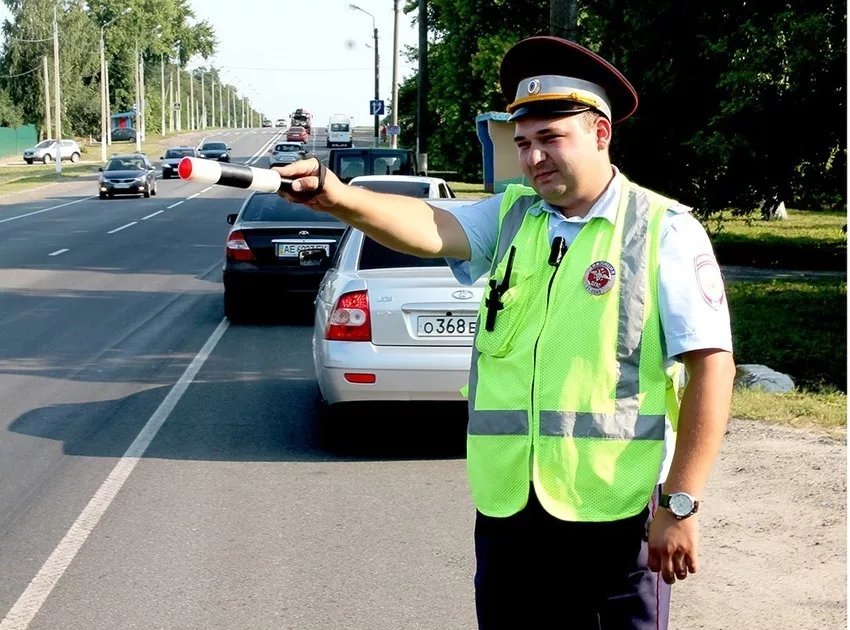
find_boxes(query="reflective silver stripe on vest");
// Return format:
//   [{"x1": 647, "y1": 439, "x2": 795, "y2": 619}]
[
  {"x1": 539, "y1": 410, "x2": 666, "y2": 440},
  {"x1": 469, "y1": 194, "x2": 539, "y2": 434},
  {"x1": 468, "y1": 409, "x2": 529, "y2": 435},
  {"x1": 616, "y1": 189, "x2": 649, "y2": 406},
  {"x1": 492, "y1": 195, "x2": 540, "y2": 273}
]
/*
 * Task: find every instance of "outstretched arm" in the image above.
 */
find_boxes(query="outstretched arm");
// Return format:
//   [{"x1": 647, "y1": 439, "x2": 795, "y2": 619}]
[{"x1": 274, "y1": 158, "x2": 471, "y2": 261}]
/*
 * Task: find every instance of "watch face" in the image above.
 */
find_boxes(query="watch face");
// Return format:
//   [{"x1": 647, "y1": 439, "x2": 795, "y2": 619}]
[{"x1": 669, "y1": 493, "x2": 694, "y2": 516}]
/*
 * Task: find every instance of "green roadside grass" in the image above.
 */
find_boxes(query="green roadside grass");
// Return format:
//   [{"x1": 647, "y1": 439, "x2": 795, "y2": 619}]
[
  {"x1": 708, "y1": 209, "x2": 846, "y2": 271},
  {"x1": 0, "y1": 162, "x2": 98, "y2": 194},
  {"x1": 726, "y1": 277, "x2": 846, "y2": 437},
  {"x1": 1, "y1": 164, "x2": 845, "y2": 436}
]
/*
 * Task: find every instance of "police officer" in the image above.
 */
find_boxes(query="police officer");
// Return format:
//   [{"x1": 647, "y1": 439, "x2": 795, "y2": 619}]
[{"x1": 277, "y1": 36, "x2": 735, "y2": 630}]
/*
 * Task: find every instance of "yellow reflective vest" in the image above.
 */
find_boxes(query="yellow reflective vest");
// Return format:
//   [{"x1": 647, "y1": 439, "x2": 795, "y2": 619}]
[{"x1": 467, "y1": 177, "x2": 682, "y2": 522}]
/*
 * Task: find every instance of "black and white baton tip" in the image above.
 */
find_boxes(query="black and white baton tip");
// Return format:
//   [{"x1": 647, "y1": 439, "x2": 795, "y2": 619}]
[{"x1": 177, "y1": 156, "x2": 293, "y2": 193}]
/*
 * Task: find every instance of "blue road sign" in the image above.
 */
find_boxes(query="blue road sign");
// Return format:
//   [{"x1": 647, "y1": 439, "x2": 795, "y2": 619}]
[{"x1": 370, "y1": 99, "x2": 385, "y2": 116}]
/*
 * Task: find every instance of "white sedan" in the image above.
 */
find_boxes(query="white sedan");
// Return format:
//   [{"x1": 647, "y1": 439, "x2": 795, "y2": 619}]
[
  {"x1": 312, "y1": 199, "x2": 485, "y2": 420},
  {"x1": 348, "y1": 174, "x2": 457, "y2": 198}
]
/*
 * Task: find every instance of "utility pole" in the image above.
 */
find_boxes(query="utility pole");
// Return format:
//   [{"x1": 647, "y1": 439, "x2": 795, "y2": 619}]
[
  {"x1": 176, "y1": 67, "x2": 182, "y2": 131},
  {"x1": 390, "y1": 0, "x2": 400, "y2": 148},
  {"x1": 416, "y1": 0, "x2": 428, "y2": 174},
  {"x1": 218, "y1": 81, "x2": 223, "y2": 127},
  {"x1": 210, "y1": 75, "x2": 215, "y2": 129},
  {"x1": 189, "y1": 70, "x2": 195, "y2": 130},
  {"x1": 549, "y1": 0, "x2": 577, "y2": 39},
  {"x1": 134, "y1": 43, "x2": 141, "y2": 152},
  {"x1": 373, "y1": 25, "x2": 379, "y2": 147},
  {"x1": 105, "y1": 60, "x2": 112, "y2": 144},
  {"x1": 100, "y1": 31, "x2": 107, "y2": 160},
  {"x1": 160, "y1": 56, "x2": 166, "y2": 135},
  {"x1": 43, "y1": 56, "x2": 51, "y2": 142},
  {"x1": 139, "y1": 53, "x2": 146, "y2": 143},
  {"x1": 168, "y1": 70, "x2": 174, "y2": 133},
  {"x1": 200, "y1": 70, "x2": 206, "y2": 128},
  {"x1": 52, "y1": 6, "x2": 62, "y2": 174}
]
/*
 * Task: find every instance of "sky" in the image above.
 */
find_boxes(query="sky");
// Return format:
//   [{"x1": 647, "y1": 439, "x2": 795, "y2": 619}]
[
  {"x1": 0, "y1": 1, "x2": 421, "y2": 128},
  {"x1": 186, "y1": 0, "x2": 421, "y2": 127}
]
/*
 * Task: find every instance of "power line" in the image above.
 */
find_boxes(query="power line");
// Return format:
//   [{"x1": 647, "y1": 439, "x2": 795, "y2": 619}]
[
  {"x1": 4, "y1": 35, "x2": 52, "y2": 43},
  {"x1": 0, "y1": 64, "x2": 40, "y2": 78}
]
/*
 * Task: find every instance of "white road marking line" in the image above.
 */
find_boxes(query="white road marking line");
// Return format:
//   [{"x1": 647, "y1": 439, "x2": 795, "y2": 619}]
[
  {"x1": 0, "y1": 318, "x2": 230, "y2": 630},
  {"x1": 166, "y1": 200, "x2": 183, "y2": 209},
  {"x1": 107, "y1": 222, "x2": 137, "y2": 234},
  {"x1": 141, "y1": 210, "x2": 164, "y2": 220},
  {"x1": 48, "y1": 249, "x2": 69, "y2": 256},
  {"x1": 202, "y1": 186, "x2": 213, "y2": 193},
  {"x1": 0, "y1": 196, "x2": 96, "y2": 224},
  {"x1": 187, "y1": 193, "x2": 200, "y2": 200}
]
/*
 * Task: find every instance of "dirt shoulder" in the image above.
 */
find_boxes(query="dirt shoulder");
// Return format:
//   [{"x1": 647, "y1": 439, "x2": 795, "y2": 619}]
[{"x1": 671, "y1": 417, "x2": 846, "y2": 629}]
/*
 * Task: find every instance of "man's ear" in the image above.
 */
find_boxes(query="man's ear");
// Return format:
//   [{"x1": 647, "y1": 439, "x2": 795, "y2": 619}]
[{"x1": 596, "y1": 117, "x2": 613, "y2": 151}]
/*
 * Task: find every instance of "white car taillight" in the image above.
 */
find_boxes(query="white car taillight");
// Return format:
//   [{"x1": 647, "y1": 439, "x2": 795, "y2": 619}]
[
  {"x1": 225, "y1": 230, "x2": 255, "y2": 262},
  {"x1": 325, "y1": 290, "x2": 371, "y2": 341}
]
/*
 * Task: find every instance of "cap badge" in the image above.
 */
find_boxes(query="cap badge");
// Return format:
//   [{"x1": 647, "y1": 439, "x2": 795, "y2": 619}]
[
  {"x1": 526, "y1": 78, "x2": 541, "y2": 95},
  {"x1": 584, "y1": 261, "x2": 616, "y2": 295}
]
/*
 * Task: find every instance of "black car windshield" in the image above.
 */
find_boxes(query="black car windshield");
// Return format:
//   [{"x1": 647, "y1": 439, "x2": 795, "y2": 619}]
[
  {"x1": 105, "y1": 158, "x2": 144, "y2": 171},
  {"x1": 202, "y1": 142, "x2": 226, "y2": 150},
  {"x1": 352, "y1": 180, "x2": 431, "y2": 197},
  {"x1": 240, "y1": 193, "x2": 342, "y2": 223},
  {"x1": 165, "y1": 148, "x2": 195, "y2": 158}
]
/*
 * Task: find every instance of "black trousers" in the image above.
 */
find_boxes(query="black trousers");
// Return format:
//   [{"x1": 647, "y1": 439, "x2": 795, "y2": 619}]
[{"x1": 474, "y1": 487, "x2": 670, "y2": 630}]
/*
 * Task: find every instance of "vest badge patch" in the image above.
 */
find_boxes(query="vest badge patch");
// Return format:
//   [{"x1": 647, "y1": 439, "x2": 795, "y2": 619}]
[{"x1": 584, "y1": 261, "x2": 616, "y2": 295}]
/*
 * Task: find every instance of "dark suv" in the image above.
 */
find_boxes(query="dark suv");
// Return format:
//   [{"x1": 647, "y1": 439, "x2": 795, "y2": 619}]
[
  {"x1": 328, "y1": 147, "x2": 419, "y2": 183},
  {"x1": 198, "y1": 141, "x2": 231, "y2": 162}
]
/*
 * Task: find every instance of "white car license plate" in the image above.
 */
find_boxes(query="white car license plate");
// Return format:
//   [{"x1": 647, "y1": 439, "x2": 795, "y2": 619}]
[
  {"x1": 113, "y1": 183, "x2": 131, "y2": 188},
  {"x1": 417, "y1": 315, "x2": 477, "y2": 337},
  {"x1": 277, "y1": 243, "x2": 330, "y2": 258}
]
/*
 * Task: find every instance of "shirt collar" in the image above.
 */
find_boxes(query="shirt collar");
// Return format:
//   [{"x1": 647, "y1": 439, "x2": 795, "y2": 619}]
[{"x1": 529, "y1": 166, "x2": 621, "y2": 224}]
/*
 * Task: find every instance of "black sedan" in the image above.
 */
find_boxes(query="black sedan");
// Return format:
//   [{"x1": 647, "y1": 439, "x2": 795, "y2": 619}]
[
  {"x1": 198, "y1": 141, "x2": 231, "y2": 162},
  {"x1": 97, "y1": 154, "x2": 158, "y2": 199},
  {"x1": 222, "y1": 192, "x2": 347, "y2": 322}
]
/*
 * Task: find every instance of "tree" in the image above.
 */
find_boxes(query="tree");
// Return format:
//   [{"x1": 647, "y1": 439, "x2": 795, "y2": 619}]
[
  {"x1": 0, "y1": 0, "x2": 217, "y2": 137},
  {"x1": 580, "y1": 0, "x2": 845, "y2": 216}
]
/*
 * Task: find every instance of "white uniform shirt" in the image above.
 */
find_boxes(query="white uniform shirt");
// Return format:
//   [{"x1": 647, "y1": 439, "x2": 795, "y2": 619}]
[{"x1": 444, "y1": 168, "x2": 733, "y2": 360}]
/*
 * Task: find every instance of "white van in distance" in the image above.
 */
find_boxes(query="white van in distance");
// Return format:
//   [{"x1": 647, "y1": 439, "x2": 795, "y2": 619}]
[{"x1": 327, "y1": 114, "x2": 353, "y2": 148}]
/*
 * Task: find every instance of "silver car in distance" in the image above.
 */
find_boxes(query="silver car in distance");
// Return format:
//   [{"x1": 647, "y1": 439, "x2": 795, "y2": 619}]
[{"x1": 312, "y1": 199, "x2": 487, "y2": 417}]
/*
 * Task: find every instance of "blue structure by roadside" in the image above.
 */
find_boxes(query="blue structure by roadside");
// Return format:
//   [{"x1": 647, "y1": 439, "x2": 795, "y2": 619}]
[
  {"x1": 111, "y1": 111, "x2": 136, "y2": 130},
  {"x1": 475, "y1": 112, "x2": 525, "y2": 193}
]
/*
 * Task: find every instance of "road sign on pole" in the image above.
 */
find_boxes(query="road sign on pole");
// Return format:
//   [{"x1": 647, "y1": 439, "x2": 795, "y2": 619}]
[{"x1": 370, "y1": 99, "x2": 385, "y2": 116}]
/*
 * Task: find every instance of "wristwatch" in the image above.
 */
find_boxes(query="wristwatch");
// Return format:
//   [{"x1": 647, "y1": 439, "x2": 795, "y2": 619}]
[{"x1": 659, "y1": 492, "x2": 700, "y2": 519}]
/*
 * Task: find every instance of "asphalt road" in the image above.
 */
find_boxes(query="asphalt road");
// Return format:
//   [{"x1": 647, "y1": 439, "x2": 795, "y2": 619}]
[{"x1": 0, "y1": 127, "x2": 476, "y2": 630}]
